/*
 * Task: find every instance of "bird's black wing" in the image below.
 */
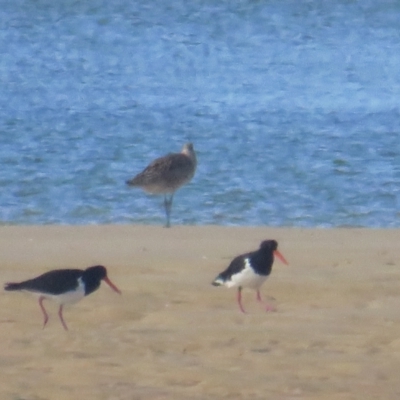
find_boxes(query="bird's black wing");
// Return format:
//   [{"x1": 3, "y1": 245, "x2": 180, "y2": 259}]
[
  {"x1": 5, "y1": 269, "x2": 83, "y2": 295},
  {"x1": 216, "y1": 251, "x2": 253, "y2": 281}
]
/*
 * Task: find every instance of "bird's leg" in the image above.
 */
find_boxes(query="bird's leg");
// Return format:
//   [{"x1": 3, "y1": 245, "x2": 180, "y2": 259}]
[
  {"x1": 237, "y1": 287, "x2": 246, "y2": 314},
  {"x1": 58, "y1": 304, "x2": 69, "y2": 331},
  {"x1": 38, "y1": 296, "x2": 49, "y2": 329},
  {"x1": 163, "y1": 194, "x2": 174, "y2": 228},
  {"x1": 256, "y1": 290, "x2": 276, "y2": 312}
]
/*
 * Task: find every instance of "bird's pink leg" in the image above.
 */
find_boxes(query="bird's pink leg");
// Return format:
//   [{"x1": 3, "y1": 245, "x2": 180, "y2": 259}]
[
  {"x1": 256, "y1": 290, "x2": 276, "y2": 312},
  {"x1": 38, "y1": 296, "x2": 49, "y2": 328},
  {"x1": 58, "y1": 305, "x2": 69, "y2": 331},
  {"x1": 237, "y1": 287, "x2": 246, "y2": 314}
]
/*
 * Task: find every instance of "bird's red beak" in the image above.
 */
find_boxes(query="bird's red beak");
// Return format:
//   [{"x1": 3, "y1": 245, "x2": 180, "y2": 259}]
[
  {"x1": 104, "y1": 277, "x2": 122, "y2": 294},
  {"x1": 274, "y1": 250, "x2": 288, "y2": 265}
]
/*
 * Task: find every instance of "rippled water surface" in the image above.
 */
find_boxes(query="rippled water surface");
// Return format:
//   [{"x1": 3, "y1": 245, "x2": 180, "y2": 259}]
[{"x1": 1, "y1": 0, "x2": 399, "y2": 227}]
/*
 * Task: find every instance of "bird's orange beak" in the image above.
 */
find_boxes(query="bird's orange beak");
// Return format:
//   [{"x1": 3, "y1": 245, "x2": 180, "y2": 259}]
[
  {"x1": 274, "y1": 250, "x2": 288, "y2": 265},
  {"x1": 104, "y1": 276, "x2": 122, "y2": 294}
]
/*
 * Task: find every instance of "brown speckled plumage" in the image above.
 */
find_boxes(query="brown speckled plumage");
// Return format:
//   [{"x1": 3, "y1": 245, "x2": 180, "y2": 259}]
[{"x1": 126, "y1": 143, "x2": 197, "y2": 227}]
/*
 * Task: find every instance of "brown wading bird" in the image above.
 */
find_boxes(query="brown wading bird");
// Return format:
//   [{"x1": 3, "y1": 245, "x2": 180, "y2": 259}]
[
  {"x1": 212, "y1": 240, "x2": 288, "y2": 313},
  {"x1": 4, "y1": 265, "x2": 121, "y2": 330},
  {"x1": 126, "y1": 142, "x2": 197, "y2": 227}
]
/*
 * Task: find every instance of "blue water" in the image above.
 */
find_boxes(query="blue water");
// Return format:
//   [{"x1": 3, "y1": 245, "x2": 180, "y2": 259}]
[{"x1": 0, "y1": 0, "x2": 399, "y2": 227}]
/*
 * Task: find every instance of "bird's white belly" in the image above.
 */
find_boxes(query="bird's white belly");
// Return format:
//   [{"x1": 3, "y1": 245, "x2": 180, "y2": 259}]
[
  {"x1": 32, "y1": 278, "x2": 86, "y2": 305},
  {"x1": 46, "y1": 287, "x2": 85, "y2": 305},
  {"x1": 226, "y1": 260, "x2": 268, "y2": 289}
]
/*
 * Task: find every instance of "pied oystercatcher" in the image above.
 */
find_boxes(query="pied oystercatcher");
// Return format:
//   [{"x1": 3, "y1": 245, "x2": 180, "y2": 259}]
[
  {"x1": 4, "y1": 265, "x2": 121, "y2": 330},
  {"x1": 126, "y1": 142, "x2": 197, "y2": 228},
  {"x1": 212, "y1": 240, "x2": 288, "y2": 313}
]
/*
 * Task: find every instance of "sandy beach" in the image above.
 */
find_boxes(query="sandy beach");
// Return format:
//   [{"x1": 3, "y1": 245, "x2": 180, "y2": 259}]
[{"x1": 1, "y1": 225, "x2": 400, "y2": 399}]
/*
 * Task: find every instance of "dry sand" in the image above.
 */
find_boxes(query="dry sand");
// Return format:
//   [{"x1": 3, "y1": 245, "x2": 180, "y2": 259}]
[{"x1": 0, "y1": 225, "x2": 400, "y2": 399}]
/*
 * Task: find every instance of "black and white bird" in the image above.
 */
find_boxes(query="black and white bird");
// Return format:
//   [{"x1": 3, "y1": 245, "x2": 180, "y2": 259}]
[
  {"x1": 126, "y1": 142, "x2": 197, "y2": 228},
  {"x1": 4, "y1": 265, "x2": 121, "y2": 330},
  {"x1": 212, "y1": 240, "x2": 288, "y2": 313}
]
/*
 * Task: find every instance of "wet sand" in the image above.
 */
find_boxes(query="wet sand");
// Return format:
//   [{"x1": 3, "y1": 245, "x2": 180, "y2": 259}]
[{"x1": 0, "y1": 225, "x2": 400, "y2": 399}]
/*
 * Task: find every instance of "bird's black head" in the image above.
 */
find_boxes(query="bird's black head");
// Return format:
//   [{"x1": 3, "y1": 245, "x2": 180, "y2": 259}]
[
  {"x1": 86, "y1": 265, "x2": 107, "y2": 278},
  {"x1": 260, "y1": 240, "x2": 278, "y2": 252},
  {"x1": 260, "y1": 240, "x2": 288, "y2": 265},
  {"x1": 82, "y1": 265, "x2": 121, "y2": 296}
]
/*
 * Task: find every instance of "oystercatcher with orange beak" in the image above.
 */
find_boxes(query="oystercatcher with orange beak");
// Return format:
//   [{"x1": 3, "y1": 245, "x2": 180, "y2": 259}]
[
  {"x1": 4, "y1": 265, "x2": 121, "y2": 330},
  {"x1": 212, "y1": 240, "x2": 288, "y2": 313}
]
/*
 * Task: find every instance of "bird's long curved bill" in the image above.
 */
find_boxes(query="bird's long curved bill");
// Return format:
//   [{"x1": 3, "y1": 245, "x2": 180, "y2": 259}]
[
  {"x1": 104, "y1": 277, "x2": 122, "y2": 294},
  {"x1": 274, "y1": 250, "x2": 288, "y2": 265}
]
